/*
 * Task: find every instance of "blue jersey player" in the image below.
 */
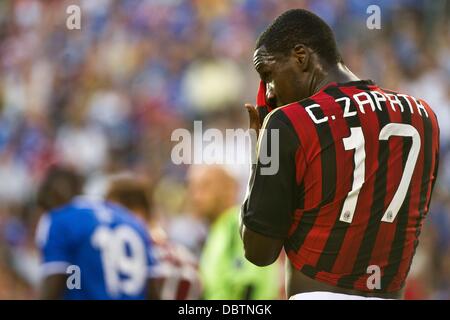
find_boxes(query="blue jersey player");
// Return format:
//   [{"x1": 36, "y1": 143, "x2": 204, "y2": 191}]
[{"x1": 35, "y1": 166, "x2": 158, "y2": 300}]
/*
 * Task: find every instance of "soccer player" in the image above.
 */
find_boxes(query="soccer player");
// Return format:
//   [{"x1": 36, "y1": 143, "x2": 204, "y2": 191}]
[
  {"x1": 105, "y1": 174, "x2": 202, "y2": 300},
  {"x1": 35, "y1": 166, "x2": 158, "y2": 299},
  {"x1": 189, "y1": 165, "x2": 283, "y2": 300},
  {"x1": 240, "y1": 9, "x2": 440, "y2": 300}
]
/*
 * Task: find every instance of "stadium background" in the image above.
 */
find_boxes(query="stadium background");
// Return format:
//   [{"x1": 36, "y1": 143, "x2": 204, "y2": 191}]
[{"x1": 0, "y1": 0, "x2": 449, "y2": 299}]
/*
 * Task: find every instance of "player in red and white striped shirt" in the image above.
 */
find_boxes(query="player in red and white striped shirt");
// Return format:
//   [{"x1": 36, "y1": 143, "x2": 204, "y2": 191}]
[{"x1": 240, "y1": 9, "x2": 439, "y2": 300}]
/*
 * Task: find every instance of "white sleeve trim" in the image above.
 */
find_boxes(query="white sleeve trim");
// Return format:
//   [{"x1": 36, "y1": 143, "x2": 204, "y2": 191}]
[
  {"x1": 40, "y1": 261, "x2": 71, "y2": 277},
  {"x1": 35, "y1": 214, "x2": 51, "y2": 248}
]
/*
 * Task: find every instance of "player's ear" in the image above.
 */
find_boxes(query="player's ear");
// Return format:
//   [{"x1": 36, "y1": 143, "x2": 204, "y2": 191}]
[{"x1": 293, "y1": 44, "x2": 309, "y2": 71}]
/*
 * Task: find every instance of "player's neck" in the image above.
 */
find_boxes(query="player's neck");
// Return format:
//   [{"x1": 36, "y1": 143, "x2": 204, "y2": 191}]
[{"x1": 311, "y1": 62, "x2": 360, "y2": 95}]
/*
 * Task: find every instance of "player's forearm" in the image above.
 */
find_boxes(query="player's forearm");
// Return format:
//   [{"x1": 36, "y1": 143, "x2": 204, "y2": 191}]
[
  {"x1": 40, "y1": 274, "x2": 67, "y2": 300},
  {"x1": 146, "y1": 278, "x2": 161, "y2": 300},
  {"x1": 241, "y1": 226, "x2": 283, "y2": 267}
]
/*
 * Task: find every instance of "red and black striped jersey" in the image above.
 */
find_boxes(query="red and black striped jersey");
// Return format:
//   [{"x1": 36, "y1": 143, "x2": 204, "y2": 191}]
[{"x1": 242, "y1": 80, "x2": 440, "y2": 293}]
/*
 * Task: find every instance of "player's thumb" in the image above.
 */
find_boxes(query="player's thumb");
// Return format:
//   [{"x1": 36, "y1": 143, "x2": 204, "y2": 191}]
[{"x1": 245, "y1": 103, "x2": 261, "y2": 135}]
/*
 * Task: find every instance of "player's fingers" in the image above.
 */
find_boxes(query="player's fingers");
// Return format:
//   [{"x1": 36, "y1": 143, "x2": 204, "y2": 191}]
[{"x1": 245, "y1": 103, "x2": 261, "y2": 136}]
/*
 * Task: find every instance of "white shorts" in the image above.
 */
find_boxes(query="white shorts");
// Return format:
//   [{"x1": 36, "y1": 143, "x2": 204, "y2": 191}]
[{"x1": 289, "y1": 291, "x2": 388, "y2": 300}]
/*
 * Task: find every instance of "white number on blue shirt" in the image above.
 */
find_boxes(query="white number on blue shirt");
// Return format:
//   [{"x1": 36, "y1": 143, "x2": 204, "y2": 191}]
[{"x1": 91, "y1": 225, "x2": 147, "y2": 297}]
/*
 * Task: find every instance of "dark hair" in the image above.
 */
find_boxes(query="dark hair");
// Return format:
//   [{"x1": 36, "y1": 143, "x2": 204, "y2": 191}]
[
  {"x1": 36, "y1": 166, "x2": 84, "y2": 211},
  {"x1": 105, "y1": 175, "x2": 152, "y2": 218},
  {"x1": 256, "y1": 9, "x2": 342, "y2": 64}
]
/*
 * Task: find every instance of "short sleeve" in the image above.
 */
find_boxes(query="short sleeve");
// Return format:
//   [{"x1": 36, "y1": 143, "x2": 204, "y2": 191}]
[
  {"x1": 36, "y1": 213, "x2": 73, "y2": 276},
  {"x1": 241, "y1": 109, "x2": 302, "y2": 239}
]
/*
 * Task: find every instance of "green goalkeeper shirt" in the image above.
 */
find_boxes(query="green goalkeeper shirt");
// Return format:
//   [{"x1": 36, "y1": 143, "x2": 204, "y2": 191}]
[{"x1": 199, "y1": 206, "x2": 282, "y2": 300}]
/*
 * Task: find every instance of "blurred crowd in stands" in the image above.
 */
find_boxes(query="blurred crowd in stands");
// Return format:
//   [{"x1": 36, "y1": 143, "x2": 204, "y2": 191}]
[{"x1": 0, "y1": 0, "x2": 449, "y2": 299}]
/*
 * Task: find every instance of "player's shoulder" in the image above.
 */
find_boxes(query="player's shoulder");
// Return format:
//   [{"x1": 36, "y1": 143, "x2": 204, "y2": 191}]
[
  {"x1": 262, "y1": 101, "x2": 304, "y2": 132},
  {"x1": 35, "y1": 199, "x2": 91, "y2": 245},
  {"x1": 48, "y1": 199, "x2": 87, "y2": 221},
  {"x1": 48, "y1": 197, "x2": 122, "y2": 223},
  {"x1": 265, "y1": 99, "x2": 329, "y2": 140},
  {"x1": 105, "y1": 202, "x2": 149, "y2": 235},
  {"x1": 259, "y1": 107, "x2": 303, "y2": 147},
  {"x1": 272, "y1": 84, "x2": 342, "y2": 123},
  {"x1": 381, "y1": 86, "x2": 439, "y2": 122}
]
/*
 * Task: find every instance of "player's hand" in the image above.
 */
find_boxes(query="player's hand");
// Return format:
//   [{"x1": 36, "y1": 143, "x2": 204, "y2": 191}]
[{"x1": 245, "y1": 103, "x2": 261, "y2": 137}]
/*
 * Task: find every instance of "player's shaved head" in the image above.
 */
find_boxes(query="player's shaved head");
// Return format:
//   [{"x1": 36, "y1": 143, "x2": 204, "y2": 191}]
[
  {"x1": 256, "y1": 9, "x2": 341, "y2": 64},
  {"x1": 252, "y1": 9, "x2": 357, "y2": 107},
  {"x1": 187, "y1": 165, "x2": 238, "y2": 222}
]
